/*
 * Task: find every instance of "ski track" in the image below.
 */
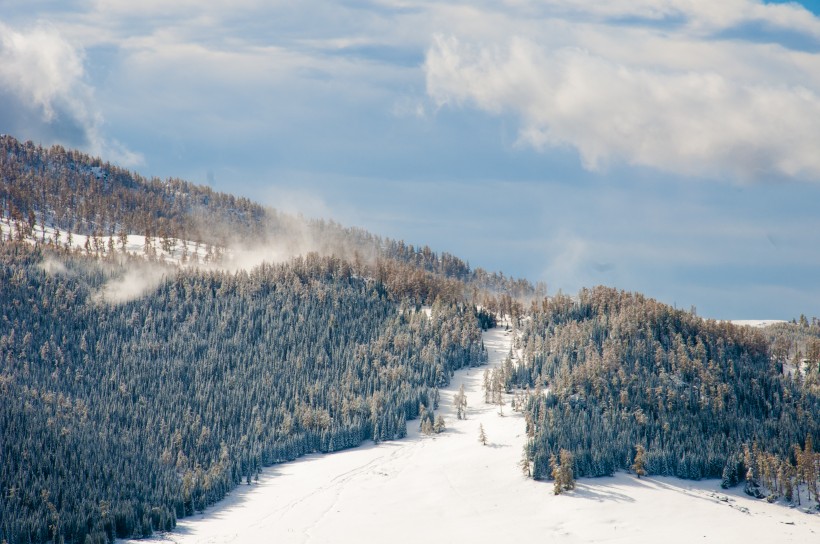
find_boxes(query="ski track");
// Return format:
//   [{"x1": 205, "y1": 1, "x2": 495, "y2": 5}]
[{"x1": 125, "y1": 326, "x2": 820, "y2": 544}]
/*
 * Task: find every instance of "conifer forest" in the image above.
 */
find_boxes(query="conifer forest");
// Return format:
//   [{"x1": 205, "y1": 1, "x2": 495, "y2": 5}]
[
  {"x1": 511, "y1": 289, "x2": 820, "y2": 491},
  {"x1": 1, "y1": 136, "x2": 819, "y2": 543}
]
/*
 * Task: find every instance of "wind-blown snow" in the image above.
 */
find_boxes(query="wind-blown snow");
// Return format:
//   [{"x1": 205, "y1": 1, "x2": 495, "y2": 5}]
[{"x1": 126, "y1": 326, "x2": 820, "y2": 544}]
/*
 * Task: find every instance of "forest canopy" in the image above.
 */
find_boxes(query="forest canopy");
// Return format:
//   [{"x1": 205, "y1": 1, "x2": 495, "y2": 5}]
[
  {"x1": 0, "y1": 242, "x2": 486, "y2": 543},
  {"x1": 509, "y1": 288, "x2": 820, "y2": 497}
]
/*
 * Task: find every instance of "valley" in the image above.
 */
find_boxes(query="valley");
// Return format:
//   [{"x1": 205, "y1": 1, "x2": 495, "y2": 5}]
[{"x1": 129, "y1": 326, "x2": 820, "y2": 544}]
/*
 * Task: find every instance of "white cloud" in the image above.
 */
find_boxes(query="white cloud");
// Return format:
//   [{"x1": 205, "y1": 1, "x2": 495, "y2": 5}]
[
  {"x1": 497, "y1": 0, "x2": 820, "y2": 36},
  {"x1": 9, "y1": 0, "x2": 820, "y2": 182},
  {"x1": 0, "y1": 22, "x2": 85, "y2": 121},
  {"x1": 424, "y1": 1, "x2": 820, "y2": 181},
  {"x1": 0, "y1": 20, "x2": 141, "y2": 165}
]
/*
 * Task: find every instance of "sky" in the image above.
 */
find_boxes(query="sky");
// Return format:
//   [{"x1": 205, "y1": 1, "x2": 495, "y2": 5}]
[{"x1": 2, "y1": 0, "x2": 820, "y2": 319}]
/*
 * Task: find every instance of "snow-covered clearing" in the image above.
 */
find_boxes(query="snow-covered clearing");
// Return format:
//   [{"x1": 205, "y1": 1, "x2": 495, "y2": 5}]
[
  {"x1": 0, "y1": 216, "x2": 213, "y2": 265},
  {"x1": 127, "y1": 326, "x2": 819, "y2": 544},
  {"x1": 729, "y1": 319, "x2": 787, "y2": 328}
]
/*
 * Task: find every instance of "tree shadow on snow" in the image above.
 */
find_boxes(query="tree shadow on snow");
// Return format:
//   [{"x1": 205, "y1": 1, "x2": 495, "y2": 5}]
[{"x1": 570, "y1": 482, "x2": 637, "y2": 504}]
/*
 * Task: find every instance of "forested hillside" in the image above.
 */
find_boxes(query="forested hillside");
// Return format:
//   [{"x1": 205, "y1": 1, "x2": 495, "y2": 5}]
[
  {"x1": 0, "y1": 136, "x2": 534, "y2": 300},
  {"x1": 508, "y1": 288, "x2": 820, "y2": 501},
  {"x1": 0, "y1": 136, "x2": 266, "y2": 246},
  {"x1": 3, "y1": 135, "x2": 819, "y2": 544},
  {"x1": 0, "y1": 242, "x2": 486, "y2": 543},
  {"x1": 0, "y1": 136, "x2": 533, "y2": 544}
]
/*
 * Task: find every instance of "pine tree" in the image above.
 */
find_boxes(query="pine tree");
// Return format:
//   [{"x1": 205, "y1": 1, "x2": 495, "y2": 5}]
[
  {"x1": 418, "y1": 404, "x2": 427, "y2": 432},
  {"x1": 520, "y1": 445, "x2": 532, "y2": 477},
  {"x1": 454, "y1": 384, "x2": 467, "y2": 420},
  {"x1": 632, "y1": 444, "x2": 647, "y2": 478},
  {"x1": 559, "y1": 449, "x2": 575, "y2": 490},
  {"x1": 798, "y1": 436, "x2": 818, "y2": 502},
  {"x1": 478, "y1": 423, "x2": 487, "y2": 446},
  {"x1": 783, "y1": 462, "x2": 794, "y2": 503},
  {"x1": 721, "y1": 458, "x2": 739, "y2": 489},
  {"x1": 550, "y1": 454, "x2": 562, "y2": 495},
  {"x1": 421, "y1": 418, "x2": 433, "y2": 435},
  {"x1": 433, "y1": 415, "x2": 446, "y2": 434}
]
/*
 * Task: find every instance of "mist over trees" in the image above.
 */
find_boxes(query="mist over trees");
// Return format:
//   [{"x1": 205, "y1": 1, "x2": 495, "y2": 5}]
[
  {"x1": 0, "y1": 242, "x2": 487, "y2": 543},
  {"x1": 0, "y1": 135, "x2": 537, "y2": 301}
]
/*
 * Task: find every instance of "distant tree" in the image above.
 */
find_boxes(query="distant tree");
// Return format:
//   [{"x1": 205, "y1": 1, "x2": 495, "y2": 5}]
[
  {"x1": 494, "y1": 370, "x2": 505, "y2": 415},
  {"x1": 478, "y1": 423, "x2": 487, "y2": 446},
  {"x1": 520, "y1": 445, "x2": 532, "y2": 477},
  {"x1": 454, "y1": 384, "x2": 467, "y2": 419},
  {"x1": 118, "y1": 228, "x2": 128, "y2": 253},
  {"x1": 143, "y1": 234, "x2": 155, "y2": 258},
  {"x1": 782, "y1": 462, "x2": 794, "y2": 503},
  {"x1": 160, "y1": 233, "x2": 175, "y2": 255},
  {"x1": 807, "y1": 340, "x2": 820, "y2": 375},
  {"x1": 418, "y1": 404, "x2": 427, "y2": 431},
  {"x1": 800, "y1": 314, "x2": 809, "y2": 328},
  {"x1": 27, "y1": 209, "x2": 36, "y2": 236},
  {"x1": 720, "y1": 456, "x2": 741, "y2": 490},
  {"x1": 559, "y1": 449, "x2": 575, "y2": 491},
  {"x1": 421, "y1": 419, "x2": 433, "y2": 436},
  {"x1": 632, "y1": 444, "x2": 647, "y2": 478},
  {"x1": 524, "y1": 412, "x2": 535, "y2": 439},
  {"x1": 797, "y1": 436, "x2": 818, "y2": 502},
  {"x1": 550, "y1": 454, "x2": 562, "y2": 495},
  {"x1": 434, "y1": 415, "x2": 446, "y2": 434},
  {"x1": 550, "y1": 449, "x2": 575, "y2": 494},
  {"x1": 771, "y1": 336, "x2": 792, "y2": 365}
]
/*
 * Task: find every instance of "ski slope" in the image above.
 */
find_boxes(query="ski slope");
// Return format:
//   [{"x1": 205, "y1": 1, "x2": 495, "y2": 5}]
[{"x1": 127, "y1": 326, "x2": 819, "y2": 544}]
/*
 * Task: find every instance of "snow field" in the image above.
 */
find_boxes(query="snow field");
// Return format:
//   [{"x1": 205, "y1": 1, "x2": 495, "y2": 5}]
[
  {"x1": 0, "y1": 217, "x2": 212, "y2": 266},
  {"x1": 729, "y1": 320, "x2": 787, "y2": 328}
]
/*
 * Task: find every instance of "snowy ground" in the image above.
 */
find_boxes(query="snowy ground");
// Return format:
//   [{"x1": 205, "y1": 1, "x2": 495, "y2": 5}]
[
  {"x1": 126, "y1": 326, "x2": 819, "y2": 544},
  {"x1": 0, "y1": 216, "x2": 212, "y2": 265},
  {"x1": 729, "y1": 319, "x2": 788, "y2": 328}
]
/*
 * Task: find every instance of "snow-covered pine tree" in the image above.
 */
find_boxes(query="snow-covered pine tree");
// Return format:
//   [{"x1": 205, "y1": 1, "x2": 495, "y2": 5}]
[{"x1": 632, "y1": 444, "x2": 647, "y2": 478}]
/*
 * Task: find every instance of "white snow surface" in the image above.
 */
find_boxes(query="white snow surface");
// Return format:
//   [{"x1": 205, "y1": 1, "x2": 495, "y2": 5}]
[
  {"x1": 729, "y1": 319, "x2": 787, "y2": 328},
  {"x1": 0, "y1": 216, "x2": 212, "y2": 265},
  {"x1": 127, "y1": 326, "x2": 819, "y2": 544}
]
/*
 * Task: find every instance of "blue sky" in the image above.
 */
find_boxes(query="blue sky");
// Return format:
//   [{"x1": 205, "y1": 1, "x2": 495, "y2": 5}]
[{"x1": 2, "y1": 0, "x2": 820, "y2": 319}]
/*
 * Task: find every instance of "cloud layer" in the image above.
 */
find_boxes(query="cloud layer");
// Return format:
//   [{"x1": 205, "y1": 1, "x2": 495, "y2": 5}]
[
  {"x1": 0, "y1": 21, "x2": 141, "y2": 165},
  {"x1": 425, "y1": 1, "x2": 820, "y2": 181},
  {"x1": 5, "y1": 1, "x2": 820, "y2": 318}
]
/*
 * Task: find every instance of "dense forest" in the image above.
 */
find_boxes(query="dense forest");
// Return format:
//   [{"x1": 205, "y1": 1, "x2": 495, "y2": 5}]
[
  {"x1": 0, "y1": 242, "x2": 487, "y2": 543},
  {"x1": 507, "y1": 288, "x2": 820, "y2": 502},
  {"x1": 0, "y1": 135, "x2": 512, "y2": 544}
]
